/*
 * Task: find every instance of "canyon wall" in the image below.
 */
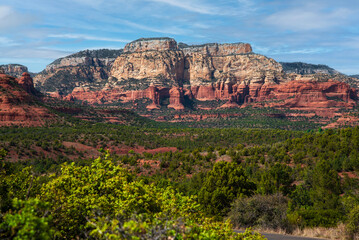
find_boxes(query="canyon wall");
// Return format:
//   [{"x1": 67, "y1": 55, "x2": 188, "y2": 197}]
[
  {"x1": 0, "y1": 64, "x2": 34, "y2": 78},
  {"x1": 34, "y1": 37, "x2": 357, "y2": 111},
  {"x1": 0, "y1": 73, "x2": 55, "y2": 126},
  {"x1": 34, "y1": 49, "x2": 123, "y2": 95}
]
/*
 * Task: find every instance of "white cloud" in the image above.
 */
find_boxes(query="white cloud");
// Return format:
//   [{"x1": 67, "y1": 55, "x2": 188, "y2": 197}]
[
  {"x1": 0, "y1": 5, "x2": 12, "y2": 18},
  {"x1": 0, "y1": 46, "x2": 71, "y2": 59},
  {"x1": 0, "y1": 37, "x2": 18, "y2": 46},
  {"x1": 266, "y1": 5, "x2": 351, "y2": 31},
  {"x1": 48, "y1": 34, "x2": 131, "y2": 43},
  {"x1": 0, "y1": 5, "x2": 34, "y2": 30},
  {"x1": 118, "y1": 19, "x2": 190, "y2": 35},
  {"x1": 72, "y1": 0, "x2": 104, "y2": 7},
  {"x1": 147, "y1": 0, "x2": 222, "y2": 15}
]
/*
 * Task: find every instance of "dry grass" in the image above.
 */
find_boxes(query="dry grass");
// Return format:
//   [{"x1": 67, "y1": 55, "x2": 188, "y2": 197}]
[
  {"x1": 291, "y1": 224, "x2": 347, "y2": 239},
  {"x1": 250, "y1": 224, "x2": 351, "y2": 240}
]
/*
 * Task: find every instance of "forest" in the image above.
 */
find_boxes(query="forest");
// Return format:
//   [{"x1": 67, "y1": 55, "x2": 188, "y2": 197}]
[{"x1": 1, "y1": 115, "x2": 359, "y2": 239}]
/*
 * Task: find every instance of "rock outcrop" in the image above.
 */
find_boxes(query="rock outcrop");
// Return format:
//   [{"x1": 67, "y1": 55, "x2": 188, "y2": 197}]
[
  {"x1": 33, "y1": 37, "x2": 357, "y2": 113},
  {"x1": 111, "y1": 44, "x2": 185, "y2": 88},
  {"x1": 0, "y1": 64, "x2": 34, "y2": 78},
  {"x1": 18, "y1": 72, "x2": 36, "y2": 94},
  {"x1": 248, "y1": 79, "x2": 356, "y2": 110},
  {"x1": 34, "y1": 49, "x2": 123, "y2": 95},
  {"x1": 0, "y1": 73, "x2": 55, "y2": 126},
  {"x1": 281, "y1": 62, "x2": 339, "y2": 75},
  {"x1": 281, "y1": 62, "x2": 359, "y2": 89},
  {"x1": 124, "y1": 37, "x2": 178, "y2": 52}
]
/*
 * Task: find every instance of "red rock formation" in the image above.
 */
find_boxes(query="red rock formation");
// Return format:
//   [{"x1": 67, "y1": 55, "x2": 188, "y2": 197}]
[
  {"x1": 168, "y1": 87, "x2": 185, "y2": 110},
  {"x1": 17, "y1": 72, "x2": 36, "y2": 94},
  {"x1": 0, "y1": 64, "x2": 30, "y2": 78},
  {"x1": 0, "y1": 74, "x2": 55, "y2": 126},
  {"x1": 37, "y1": 38, "x2": 356, "y2": 116},
  {"x1": 60, "y1": 78, "x2": 356, "y2": 113},
  {"x1": 124, "y1": 38, "x2": 178, "y2": 52}
]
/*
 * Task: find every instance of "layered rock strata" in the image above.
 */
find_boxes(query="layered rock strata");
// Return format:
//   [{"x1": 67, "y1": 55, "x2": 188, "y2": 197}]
[
  {"x1": 0, "y1": 64, "x2": 34, "y2": 78},
  {"x1": 35, "y1": 37, "x2": 357, "y2": 111},
  {"x1": 34, "y1": 49, "x2": 123, "y2": 95},
  {"x1": 0, "y1": 73, "x2": 55, "y2": 126}
]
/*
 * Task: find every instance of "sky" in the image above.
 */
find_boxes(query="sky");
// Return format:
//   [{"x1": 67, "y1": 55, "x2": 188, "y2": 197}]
[{"x1": 0, "y1": 0, "x2": 359, "y2": 74}]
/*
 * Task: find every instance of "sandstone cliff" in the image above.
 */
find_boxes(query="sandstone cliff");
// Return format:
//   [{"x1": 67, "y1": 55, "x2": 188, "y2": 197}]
[
  {"x1": 0, "y1": 73, "x2": 55, "y2": 126},
  {"x1": 281, "y1": 62, "x2": 339, "y2": 75},
  {"x1": 102, "y1": 37, "x2": 285, "y2": 109},
  {"x1": 281, "y1": 62, "x2": 359, "y2": 89},
  {"x1": 111, "y1": 38, "x2": 283, "y2": 89},
  {"x1": 34, "y1": 37, "x2": 357, "y2": 114},
  {"x1": 0, "y1": 64, "x2": 34, "y2": 78},
  {"x1": 34, "y1": 49, "x2": 123, "y2": 95}
]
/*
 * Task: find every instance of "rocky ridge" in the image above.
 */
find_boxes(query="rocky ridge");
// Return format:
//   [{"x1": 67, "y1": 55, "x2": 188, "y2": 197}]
[
  {"x1": 281, "y1": 62, "x2": 339, "y2": 75},
  {"x1": 34, "y1": 49, "x2": 123, "y2": 95},
  {"x1": 0, "y1": 64, "x2": 35, "y2": 78},
  {"x1": 281, "y1": 62, "x2": 359, "y2": 89},
  {"x1": 33, "y1": 37, "x2": 358, "y2": 115},
  {"x1": 0, "y1": 71, "x2": 55, "y2": 126}
]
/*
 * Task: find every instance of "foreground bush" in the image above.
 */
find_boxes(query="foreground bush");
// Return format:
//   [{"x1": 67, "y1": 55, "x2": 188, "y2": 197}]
[
  {"x1": 346, "y1": 205, "x2": 359, "y2": 240},
  {"x1": 0, "y1": 198, "x2": 55, "y2": 239},
  {"x1": 37, "y1": 154, "x2": 265, "y2": 239},
  {"x1": 198, "y1": 161, "x2": 255, "y2": 216},
  {"x1": 228, "y1": 194, "x2": 291, "y2": 232}
]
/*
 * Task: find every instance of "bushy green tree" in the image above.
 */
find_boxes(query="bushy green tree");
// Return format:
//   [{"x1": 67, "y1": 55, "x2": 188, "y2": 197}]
[
  {"x1": 346, "y1": 205, "x2": 359, "y2": 240},
  {"x1": 39, "y1": 153, "x2": 262, "y2": 239},
  {"x1": 228, "y1": 194, "x2": 291, "y2": 232},
  {"x1": 0, "y1": 198, "x2": 55, "y2": 240},
  {"x1": 198, "y1": 161, "x2": 255, "y2": 216},
  {"x1": 310, "y1": 160, "x2": 341, "y2": 210}
]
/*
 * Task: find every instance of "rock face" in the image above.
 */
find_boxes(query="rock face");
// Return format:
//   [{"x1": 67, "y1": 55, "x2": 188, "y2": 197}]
[
  {"x1": 0, "y1": 64, "x2": 34, "y2": 78},
  {"x1": 249, "y1": 79, "x2": 356, "y2": 109},
  {"x1": 124, "y1": 37, "x2": 178, "y2": 52},
  {"x1": 281, "y1": 62, "x2": 339, "y2": 75},
  {"x1": 281, "y1": 62, "x2": 359, "y2": 89},
  {"x1": 34, "y1": 49, "x2": 123, "y2": 95},
  {"x1": 34, "y1": 37, "x2": 357, "y2": 112},
  {"x1": 111, "y1": 45, "x2": 185, "y2": 88},
  {"x1": 103, "y1": 37, "x2": 284, "y2": 110},
  {"x1": 18, "y1": 72, "x2": 36, "y2": 94},
  {"x1": 0, "y1": 73, "x2": 54, "y2": 126}
]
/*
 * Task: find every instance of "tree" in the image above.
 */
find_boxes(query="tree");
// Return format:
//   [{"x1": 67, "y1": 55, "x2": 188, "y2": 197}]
[
  {"x1": 198, "y1": 161, "x2": 255, "y2": 216},
  {"x1": 0, "y1": 198, "x2": 55, "y2": 240},
  {"x1": 40, "y1": 153, "x2": 262, "y2": 239},
  {"x1": 346, "y1": 205, "x2": 359, "y2": 240},
  {"x1": 310, "y1": 160, "x2": 341, "y2": 210},
  {"x1": 228, "y1": 194, "x2": 291, "y2": 232}
]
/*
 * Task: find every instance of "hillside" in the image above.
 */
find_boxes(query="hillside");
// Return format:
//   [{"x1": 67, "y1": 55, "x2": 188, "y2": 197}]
[
  {"x1": 34, "y1": 49, "x2": 123, "y2": 95},
  {"x1": 280, "y1": 62, "x2": 339, "y2": 75},
  {"x1": 0, "y1": 72, "x2": 55, "y2": 126},
  {"x1": 0, "y1": 64, "x2": 35, "y2": 78}
]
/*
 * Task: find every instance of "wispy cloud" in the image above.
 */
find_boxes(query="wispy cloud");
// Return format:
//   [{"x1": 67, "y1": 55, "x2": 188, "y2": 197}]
[
  {"x1": 0, "y1": 46, "x2": 71, "y2": 59},
  {"x1": 72, "y1": 0, "x2": 104, "y2": 7},
  {"x1": 48, "y1": 34, "x2": 131, "y2": 43},
  {"x1": 146, "y1": 0, "x2": 223, "y2": 15},
  {"x1": 118, "y1": 19, "x2": 190, "y2": 35},
  {"x1": 265, "y1": 3, "x2": 352, "y2": 31},
  {"x1": 0, "y1": 37, "x2": 18, "y2": 46},
  {"x1": 0, "y1": 5, "x2": 35, "y2": 30}
]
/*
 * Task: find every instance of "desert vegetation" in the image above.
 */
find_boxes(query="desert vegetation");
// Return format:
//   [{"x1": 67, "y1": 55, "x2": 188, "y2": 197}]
[{"x1": 1, "y1": 108, "x2": 359, "y2": 239}]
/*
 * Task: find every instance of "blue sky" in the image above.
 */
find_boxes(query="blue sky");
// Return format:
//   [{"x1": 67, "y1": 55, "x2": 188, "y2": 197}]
[{"x1": 1, "y1": 0, "x2": 359, "y2": 74}]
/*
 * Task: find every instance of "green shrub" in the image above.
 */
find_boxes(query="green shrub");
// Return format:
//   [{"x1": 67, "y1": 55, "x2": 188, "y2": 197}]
[
  {"x1": 228, "y1": 194, "x2": 291, "y2": 232},
  {"x1": 287, "y1": 209, "x2": 342, "y2": 228},
  {"x1": 198, "y1": 161, "x2": 255, "y2": 216},
  {"x1": 346, "y1": 205, "x2": 359, "y2": 239},
  {"x1": 0, "y1": 198, "x2": 56, "y2": 239}
]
